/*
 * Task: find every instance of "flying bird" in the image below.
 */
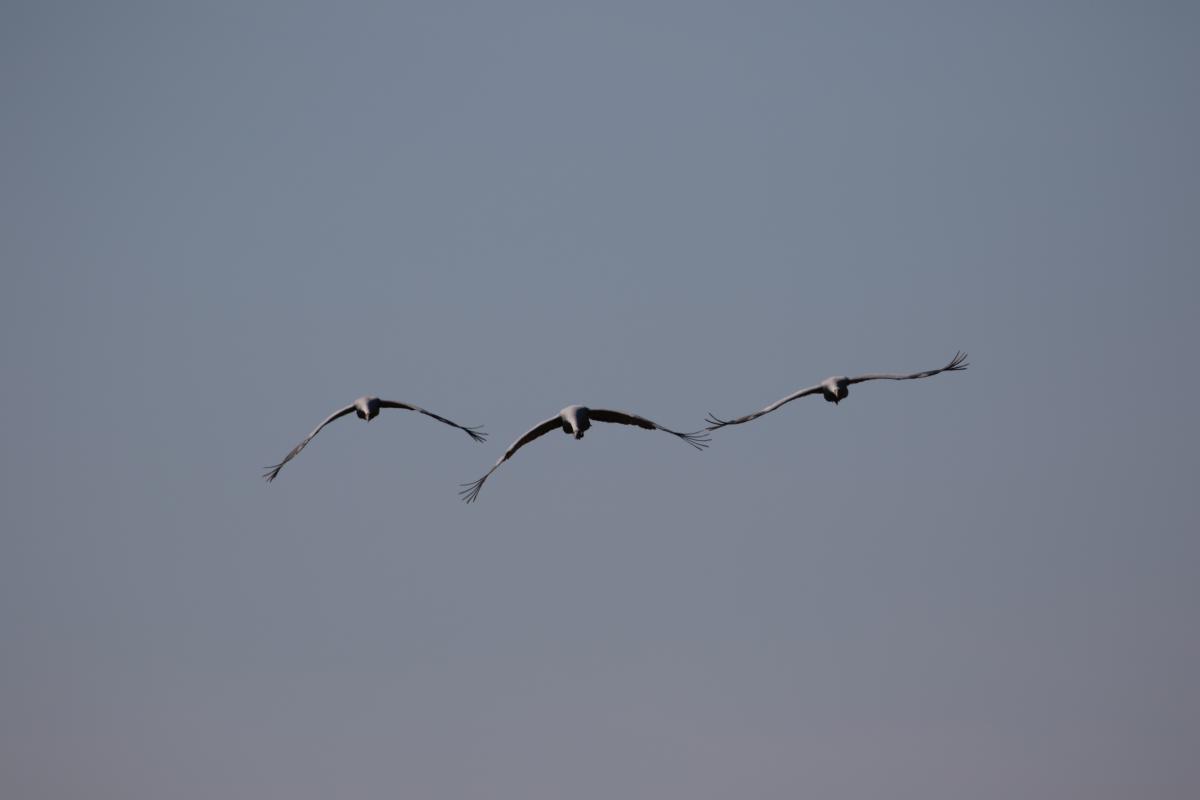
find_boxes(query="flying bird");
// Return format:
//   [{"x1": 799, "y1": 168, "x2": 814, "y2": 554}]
[
  {"x1": 705, "y1": 351, "x2": 968, "y2": 430},
  {"x1": 459, "y1": 405, "x2": 710, "y2": 503},
  {"x1": 263, "y1": 396, "x2": 486, "y2": 482}
]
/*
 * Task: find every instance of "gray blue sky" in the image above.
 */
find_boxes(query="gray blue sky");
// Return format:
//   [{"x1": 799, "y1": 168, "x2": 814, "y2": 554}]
[{"x1": 2, "y1": 2, "x2": 1197, "y2": 798}]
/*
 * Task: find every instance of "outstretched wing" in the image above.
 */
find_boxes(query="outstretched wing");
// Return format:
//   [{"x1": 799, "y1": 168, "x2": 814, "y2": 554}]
[
  {"x1": 705, "y1": 384, "x2": 825, "y2": 430},
  {"x1": 589, "y1": 408, "x2": 711, "y2": 450},
  {"x1": 459, "y1": 416, "x2": 562, "y2": 503},
  {"x1": 378, "y1": 400, "x2": 487, "y2": 443},
  {"x1": 845, "y1": 351, "x2": 968, "y2": 385},
  {"x1": 262, "y1": 404, "x2": 356, "y2": 482}
]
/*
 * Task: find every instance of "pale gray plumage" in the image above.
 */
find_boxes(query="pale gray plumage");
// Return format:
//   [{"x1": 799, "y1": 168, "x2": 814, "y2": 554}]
[
  {"x1": 459, "y1": 404, "x2": 710, "y2": 503},
  {"x1": 706, "y1": 351, "x2": 968, "y2": 430},
  {"x1": 263, "y1": 395, "x2": 486, "y2": 482}
]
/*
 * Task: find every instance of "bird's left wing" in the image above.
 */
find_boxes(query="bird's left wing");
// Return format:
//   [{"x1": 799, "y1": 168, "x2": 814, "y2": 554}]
[
  {"x1": 378, "y1": 400, "x2": 487, "y2": 443},
  {"x1": 844, "y1": 351, "x2": 968, "y2": 385},
  {"x1": 589, "y1": 409, "x2": 710, "y2": 450},
  {"x1": 262, "y1": 403, "x2": 357, "y2": 482}
]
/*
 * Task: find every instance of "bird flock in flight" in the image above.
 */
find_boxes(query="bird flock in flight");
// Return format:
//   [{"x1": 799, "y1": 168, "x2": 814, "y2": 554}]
[{"x1": 264, "y1": 351, "x2": 968, "y2": 502}]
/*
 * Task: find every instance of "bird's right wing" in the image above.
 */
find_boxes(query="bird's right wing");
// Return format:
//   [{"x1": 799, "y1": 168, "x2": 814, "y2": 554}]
[
  {"x1": 705, "y1": 384, "x2": 825, "y2": 430},
  {"x1": 459, "y1": 416, "x2": 562, "y2": 503},
  {"x1": 263, "y1": 404, "x2": 356, "y2": 482}
]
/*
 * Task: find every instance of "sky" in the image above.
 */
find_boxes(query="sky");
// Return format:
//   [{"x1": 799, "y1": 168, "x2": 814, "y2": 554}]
[{"x1": 1, "y1": 1, "x2": 1197, "y2": 798}]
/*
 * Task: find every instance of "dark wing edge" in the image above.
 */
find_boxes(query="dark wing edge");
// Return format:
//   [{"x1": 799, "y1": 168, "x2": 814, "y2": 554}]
[
  {"x1": 845, "y1": 351, "x2": 969, "y2": 385},
  {"x1": 378, "y1": 399, "x2": 488, "y2": 443},
  {"x1": 705, "y1": 384, "x2": 824, "y2": 430},
  {"x1": 459, "y1": 416, "x2": 562, "y2": 503},
  {"x1": 262, "y1": 404, "x2": 356, "y2": 482},
  {"x1": 589, "y1": 409, "x2": 711, "y2": 451}
]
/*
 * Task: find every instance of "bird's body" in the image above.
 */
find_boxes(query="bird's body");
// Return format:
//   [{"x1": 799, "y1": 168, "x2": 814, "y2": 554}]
[
  {"x1": 561, "y1": 404, "x2": 591, "y2": 438},
  {"x1": 263, "y1": 395, "x2": 486, "y2": 482},
  {"x1": 459, "y1": 404, "x2": 709, "y2": 502},
  {"x1": 817, "y1": 376, "x2": 850, "y2": 404},
  {"x1": 353, "y1": 395, "x2": 382, "y2": 420},
  {"x1": 706, "y1": 351, "x2": 968, "y2": 429}
]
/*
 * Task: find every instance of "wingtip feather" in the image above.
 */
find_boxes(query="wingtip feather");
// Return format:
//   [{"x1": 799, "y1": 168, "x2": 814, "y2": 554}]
[
  {"x1": 458, "y1": 477, "x2": 487, "y2": 503},
  {"x1": 704, "y1": 413, "x2": 732, "y2": 430}
]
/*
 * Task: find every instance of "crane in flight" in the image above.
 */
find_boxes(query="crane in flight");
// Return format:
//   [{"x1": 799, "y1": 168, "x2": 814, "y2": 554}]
[
  {"x1": 705, "y1": 351, "x2": 968, "y2": 430},
  {"x1": 264, "y1": 395, "x2": 486, "y2": 482},
  {"x1": 460, "y1": 405, "x2": 709, "y2": 503}
]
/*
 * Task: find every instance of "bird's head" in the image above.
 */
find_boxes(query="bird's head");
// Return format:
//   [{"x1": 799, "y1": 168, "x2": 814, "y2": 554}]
[
  {"x1": 356, "y1": 396, "x2": 381, "y2": 421},
  {"x1": 562, "y1": 405, "x2": 590, "y2": 439},
  {"x1": 822, "y1": 378, "x2": 847, "y2": 405}
]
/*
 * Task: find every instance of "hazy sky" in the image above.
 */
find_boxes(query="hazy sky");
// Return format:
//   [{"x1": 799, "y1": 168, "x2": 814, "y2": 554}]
[{"x1": 2, "y1": 2, "x2": 1197, "y2": 798}]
